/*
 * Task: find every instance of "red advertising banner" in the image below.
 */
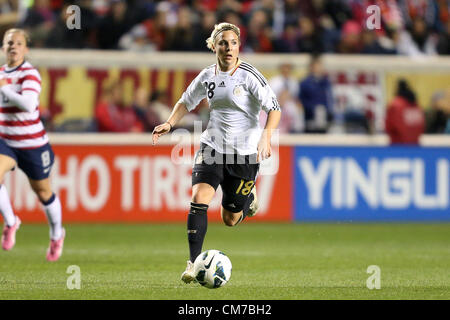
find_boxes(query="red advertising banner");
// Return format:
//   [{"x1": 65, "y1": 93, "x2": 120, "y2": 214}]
[{"x1": 5, "y1": 144, "x2": 292, "y2": 223}]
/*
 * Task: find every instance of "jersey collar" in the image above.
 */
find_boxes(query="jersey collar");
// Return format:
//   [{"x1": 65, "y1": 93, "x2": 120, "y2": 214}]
[
  {"x1": 4, "y1": 60, "x2": 26, "y2": 73},
  {"x1": 215, "y1": 58, "x2": 241, "y2": 76},
  {"x1": 230, "y1": 58, "x2": 241, "y2": 76}
]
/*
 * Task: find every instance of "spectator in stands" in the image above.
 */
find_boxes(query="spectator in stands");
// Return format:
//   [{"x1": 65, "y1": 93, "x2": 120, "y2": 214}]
[
  {"x1": 269, "y1": 62, "x2": 299, "y2": 99},
  {"x1": 96, "y1": 0, "x2": 141, "y2": 50},
  {"x1": 6, "y1": 0, "x2": 449, "y2": 56},
  {"x1": 148, "y1": 90, "x2": 171, "y2": 127},
  {"x1": 297, "y1": 0, "x2": 348, "y2": 53},
  {"x1": 243, "y1": 9, "x2": 273, "y2": 53},
  {"x1": 425, "y1": 89, "x2": 450, "y2": 133},
  {"x1": 299, "y1": 54, "x2": 333, "y2": 133},
  {"x1": 118, "y1": 4, "x2": 169, "y2": 51},
  {"x1": 131, "y1": 87, "x2": 157, "y2": 132},
  {"x1": 385, "y1": 79, "x2": 425, "y2": 144},
  {"x1": 437, "y1": 20, "x2": 450, "y2": 55},
  {"x1": 45, "y1": 2, "x2": 98, "y2": 48},
  {"x1": 0, "y1": 0, "x2": 20, "y2": 36},
  {"x1": 165, "y1": 6, "x2": 194, "y2": 51},
  {"x1": 192, "y1": 10, "x2": 217, "y2": 52},
  {"x1": 95, "y1": 81, "x2": 144, "y2": 132},
  {"x1": 267, "y1": 62, "x2": 303, "y2": 133},
  {"x1": 336, "y1": 20, "x2": 362, "y2": 54},
  {"x1": 148, "y1": 89, "x2": 199, "y2": 131},
  {"x1": 299, "y1": 0, "x2": 352, "y2": 29},
  {"x1": 409, "y1": 16, "x2": 439, "y2": 53},
  {"x1": 397, "y1": 17, "x2": 438, "y2": 56},
  {"x1": 272, "y1": 23, "x2": 299, "y2": 53},
  {"x1": 436, "y1": 0, "x2": 450, "y2": 33},
  {"x1": 220, "y1": 9, "x2": 247, "y2": 49},
  {"x1": 361, "y1": 29, "x2": 397, "y2": 55},
  {"x1": 19, "y1": 0, "x2": 55, "y2": 47},
  {"x1": 279, "y1": 90, "x2": 304, "y2": 133},
  {"x1": 118, "y1": 22, "x2": 156, "y2": 51},
  {"x1": 281, "y1": 0, "x2": 301, "y2": 28},
  {"x1": 445, "y1": 121, "x2": 450, "y2": 133},
  {"x1": 217, "y1": 0, "x2": 244, "y2": 17},
  {"x1": 151, "y1": 0, "x2": 180, "y2": 30},
  {"x1": 399, "y1": 0, "x2": 442, "y2": 32},
  {"x1": 91, "y1": 0, "x2": 113, "y2": 17},
  {"x1": 297, "y1": 15, "x2": 324, "y2": 53},
  {"x1": 247, "y1": 0, "x2": 275, "y2": 26},
  {"x1": 260, "y1": 89, "x2": 304, "y2": 134}
]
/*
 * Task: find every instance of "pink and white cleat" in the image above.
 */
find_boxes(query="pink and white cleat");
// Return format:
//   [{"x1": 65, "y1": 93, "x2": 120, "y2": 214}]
[
  {"x1": 46, "y1": 228, "x2": 65, "y2": 262},
  {"x1": 1, "y1": 216, "x2": 21, "y2": 251}
]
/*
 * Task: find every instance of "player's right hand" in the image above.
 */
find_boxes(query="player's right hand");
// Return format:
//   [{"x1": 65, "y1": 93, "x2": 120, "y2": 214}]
[
  {"x1": 152, "y1": 122, "x2": 172, "y2": 145},
  {"x1": 0, "y1": 78, "x2": 8, "y2": 87}
]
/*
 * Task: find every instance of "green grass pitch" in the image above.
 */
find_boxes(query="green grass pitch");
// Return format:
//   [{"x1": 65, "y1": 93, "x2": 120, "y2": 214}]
[{"x1": 0, "y1": 223, "x2": 449, "y2": 300}]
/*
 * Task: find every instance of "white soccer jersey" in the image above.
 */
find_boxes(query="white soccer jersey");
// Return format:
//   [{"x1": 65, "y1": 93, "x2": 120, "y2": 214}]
[
  {"x1": 0, "y1": 61, "x2": 48, "y2": 149},
  {"x1": 178, "y1": 60, "x2": 280, "y2": 155}
]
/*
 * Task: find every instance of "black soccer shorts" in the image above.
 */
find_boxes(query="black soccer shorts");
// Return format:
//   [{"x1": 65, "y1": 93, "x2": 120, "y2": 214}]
[{"x1": 192, "y1": 143, "x2": 259, "y2": 213}]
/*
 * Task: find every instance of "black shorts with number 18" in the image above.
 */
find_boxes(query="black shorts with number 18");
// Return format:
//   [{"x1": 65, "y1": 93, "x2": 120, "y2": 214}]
[{"x1": 192, "y1": 143, "x2": 259, "y2": 213}]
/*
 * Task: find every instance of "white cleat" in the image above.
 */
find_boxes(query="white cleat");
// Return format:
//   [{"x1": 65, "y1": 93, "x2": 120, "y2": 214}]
[
  {"x1": 247, "y1": 186, "x2": 259, "y2": 217},
  {"x1": 181, "y1": 260, "x2": 196, "y2": 284}
]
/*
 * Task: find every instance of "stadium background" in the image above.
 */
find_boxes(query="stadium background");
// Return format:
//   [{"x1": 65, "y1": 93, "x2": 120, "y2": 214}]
[
  {"x1": 0, "y1": 0, "x2": 449, "y2": 301},
  {"x1": 0, "y1": 0, "x2": 447, "y2": 223}
]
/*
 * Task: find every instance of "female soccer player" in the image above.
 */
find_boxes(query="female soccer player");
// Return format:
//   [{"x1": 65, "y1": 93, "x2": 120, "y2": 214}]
[
  {"x1": 0, "y1": 29, "x2": 65, "y2": 261},
  {"x1": 152, "y1": 22, "x2": 281, "y2": 283}
]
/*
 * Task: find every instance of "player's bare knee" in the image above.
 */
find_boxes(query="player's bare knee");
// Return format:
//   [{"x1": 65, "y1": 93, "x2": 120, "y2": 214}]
[
  {"x1": 191, "y1": 193, "x2": 209, "y2": 205},
  {"x1": 222, "y1": 215, "x2": 234, "y2": 227},
  {"x1": 221, "y1": 210, "x2": 240, "y2": 227},
  {"x1": 0, "y1": 170, "x2": 8, "y2": 183},
  {"x1": 28, "y1": 178, "x2": 53, "y2": 203},
  {"x1": 38, "y1": 192, "x2": 53, "y2": 203},
  {"x1": 192, "y1": 183, "x2": 215, "y2": 205},
  {"x1": 33, "y1": 189, "x2": 53, "y2": 203},
  {"x1": 0, "y1": 156, "x2": 16, "y2": 182},
  {"x1": 191, "y1": 189, "x2": 213, "y2": 205}
]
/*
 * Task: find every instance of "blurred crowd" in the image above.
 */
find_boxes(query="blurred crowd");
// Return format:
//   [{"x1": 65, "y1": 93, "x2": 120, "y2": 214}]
[
  {"x1": 47, "y1": 54, "x2": 448, "y2": 145},
  {"x1": 1, "y1": 0, "x2": 449, "y2": 143},
  {"x1": 84, "y1": 80, "x2": 206, "y2": 134},
  {"x1": 0, "y1": 0, "x2": 449, "y2": 56},
  {"x1": 264, "y1": 56, "x2": 450, "y2": 143}
]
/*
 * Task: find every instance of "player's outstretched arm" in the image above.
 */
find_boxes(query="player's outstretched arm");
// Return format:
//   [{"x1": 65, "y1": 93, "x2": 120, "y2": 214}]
[
  {"x1": 0, "y1": 78, "x2": 39, "y2": 113},
  {"x1": 152, "y1": 102, "x2": 189, "y2": 145},
  {"x1": 257, "y1": 110, "x2": 281, "y2": 162}
]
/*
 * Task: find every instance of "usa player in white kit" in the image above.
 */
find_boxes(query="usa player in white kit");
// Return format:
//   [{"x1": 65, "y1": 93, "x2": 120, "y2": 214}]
[
  {"x1": 152, "y1": 23, "x2": 281, "y2": 283},
  {"x1": 0, "y1": 29, "x2": 65, "y2": 261}
]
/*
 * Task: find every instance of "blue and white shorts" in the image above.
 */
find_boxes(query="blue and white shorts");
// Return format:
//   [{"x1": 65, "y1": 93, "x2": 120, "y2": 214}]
[{"x1": 0, "y1": 139, "x2": 55, "y2": 180}]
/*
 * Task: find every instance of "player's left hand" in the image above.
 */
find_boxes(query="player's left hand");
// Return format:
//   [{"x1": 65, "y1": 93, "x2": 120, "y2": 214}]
[{"x1": 257, "y1": 133, "x2": 272, "y2": 162}]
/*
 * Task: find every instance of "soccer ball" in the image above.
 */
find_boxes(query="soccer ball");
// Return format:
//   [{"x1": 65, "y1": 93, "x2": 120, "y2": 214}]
[{"x1": 193, "y1": 250, "x2": 232, "y2": 289}]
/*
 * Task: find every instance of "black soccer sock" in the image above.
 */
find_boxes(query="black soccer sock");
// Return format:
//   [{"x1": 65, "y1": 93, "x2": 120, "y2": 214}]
[
  {"x1": 238, "y1": 192, "x2": 255, "y2": 224},
  {"x1": 187, "y1": 202, "x2": 208, "y2": 262}
]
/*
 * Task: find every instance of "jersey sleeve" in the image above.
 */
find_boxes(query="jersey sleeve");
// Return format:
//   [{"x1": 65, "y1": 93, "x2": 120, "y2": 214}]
[
  {"x1": 0, "y1": 69, "x2": 42, "y2": 112},
  {"x1": 247, "y1": 70, "x2": 281, "y2": 114},
  {"x1": 177, "y1": 69, "x2": 207, "y2": 112},
  {"x1": 0, "y1": 86, "x2": 39, "y2": 112}
]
